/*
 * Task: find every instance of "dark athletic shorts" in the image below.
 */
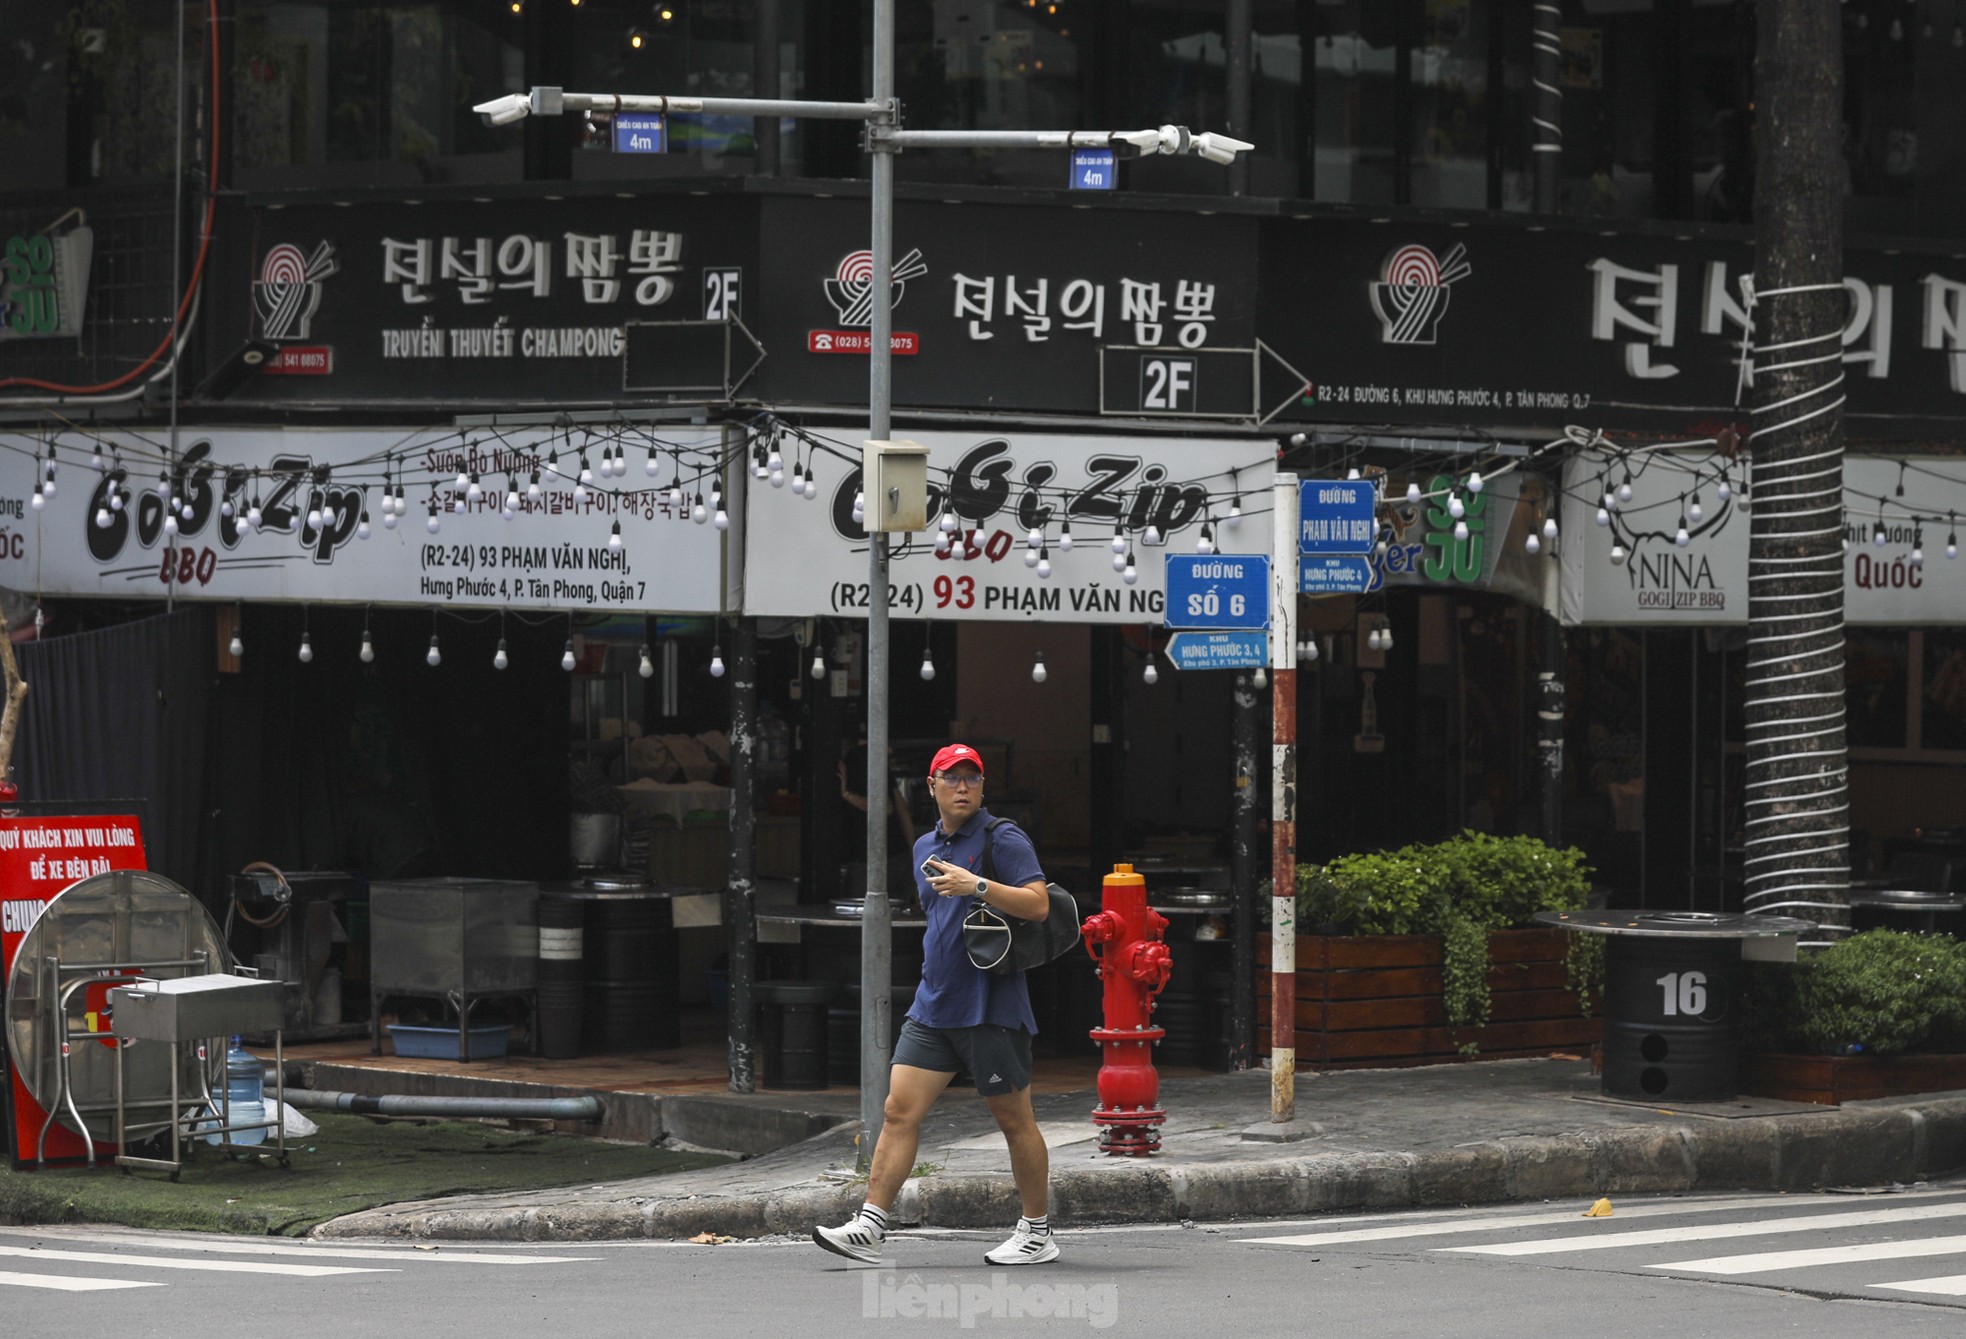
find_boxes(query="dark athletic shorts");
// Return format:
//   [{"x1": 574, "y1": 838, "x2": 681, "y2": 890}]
[{"x1": 893, "y1": 1017, "x2": 1033, "y2": 1096}]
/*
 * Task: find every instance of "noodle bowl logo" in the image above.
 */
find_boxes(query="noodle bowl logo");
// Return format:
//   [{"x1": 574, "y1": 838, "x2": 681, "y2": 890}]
[
  {"x1": 823, "y1": 247, "x2": 928, "y2": 327},
  {"x1": 1369, "y1": 243, "x2": 1470, "y2": 345},
  {"x1": 254, "y1": 242, "x2": 339, "y2": 341}
]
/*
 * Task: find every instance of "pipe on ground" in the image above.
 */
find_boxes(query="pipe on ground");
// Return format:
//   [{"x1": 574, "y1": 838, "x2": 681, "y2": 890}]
[{"x1": 282, "y1": 1089, "x2": 603, "y2": 1121}]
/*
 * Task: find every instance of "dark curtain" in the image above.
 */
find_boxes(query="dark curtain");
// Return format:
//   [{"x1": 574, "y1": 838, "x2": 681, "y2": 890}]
[{"x1": 13, "y1": 606, "x2": 214, "y2": 887}]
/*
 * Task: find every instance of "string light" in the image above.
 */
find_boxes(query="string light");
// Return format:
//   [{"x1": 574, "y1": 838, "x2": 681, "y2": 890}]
[
  {"x1": 494, "y1": 638, "x2": 509, "y2": 670},
  {"x1": 920, "y1": 645, "x2": 936, "y2": 681},
  {"x1": 1453, "y1": 519, "x2": 1469, "y2": 542},
  {"x1": 939, "y1": 506, "x2": 958, "y2": 535},
  {"x1": 427, "y1": 501, "x2": 442, "y2": 534},
  {"x1": 851, "y1": 490, "x2": 865, "y2": 525},
  {"x1": 1143, "y1": 521, "x2": 1162, "y2": 545},
  {"x1": 1252, "y1": 665, "x2": 1267, "y2": 689},
  {"x1": 357, "y1": 510, "x2": 372, "y2": 540},
  {"x1": 1024, "y1": 543, "x2": 1040, "y2": 569},
  {"x1": 1406, "y1": 481, "x2": 1422, "y2": 505},
  {"x1": 360, "y1": 613, "x2": 375, "y2": 663},
  {"x1": 1058, "y1": 518, "x2": 1074, "y2": 551},
  {"x1": 562, "y1": 639, "x2": 577, "y2": 672},
  {"x1": 810, "y1": 647, "x2": 826, "y2": 680},
  {"x1": 1689, "y1": 491, "x2": 1704, "y2": 523},
  {"x1": 298, "y1": 629, "x2": 313, "y2": 663},
  {"x1": 1467, "y1": 471, "x2": 1484, "y2": 493},
  {"x1": 609, "y1": 520, "x2": 624, "y2": 550},
  {"x1": 1197, "y1": 520, "x2": 1215, "y2": 555},
  {"x1": 1543, "y1": 516, "x2": 1559, "y2": 542},
  {"x1": 1447, "y1": 492, "x2": 1466, "y2": 520},
  {"x1": 692, "y1": 493, "x2": 708, "y2": 524},
  {"x1": 1610, "y1": 541, "x2": 1627, "y2": 566},
  {"x1": 1143, "y1": 658, "x2": 1159, "y2": 685},
  {"x1": 1036, "y1": 545, "x2": 1052, "y2": 578},
  {"x1": 1122, "y1": 549, "x2": 1138, "y2": 585},
  {"x1": 1110, "y1": 522, "x2": 1126, "y2": 555},
  {"x1": 639, "y1": 643, "x2": 655, "y2": 678},
  {"x1": 646, "y1": 445, "x2": 661, "y2": 477},
  {"x1": 709, "y1": 644, "x2": 726, "y2": 677},
  {"x1": 1031, "y1": 650, "x2": 1047, "y2": 684},
  {"x1": 427, "y1": 633, "x2": 442, "y2": 667},
  {"x1": 1525, "y1": 531, "x2": 1542, "y2": 555}
]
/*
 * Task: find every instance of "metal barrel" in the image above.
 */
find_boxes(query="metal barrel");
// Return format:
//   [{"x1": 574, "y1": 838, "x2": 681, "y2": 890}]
[
  {"x1": 757, "y1": 981, "x2": 837, "y2": 1090},
  {"x1": 536, "y1": 896, "x2": 585, "y2": 1059},
  {"x1": 826, "y1": 984, "x2": 917, "y2": 1085},
  {"x1": 580, "y1": 897, "x2": 679, "y2": 1052},
  {"x1": 1600, "y1": 935, "x2": 1743, "y2": 1102}
]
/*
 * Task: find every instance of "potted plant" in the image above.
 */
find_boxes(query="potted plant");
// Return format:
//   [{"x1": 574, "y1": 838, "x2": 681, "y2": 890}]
[{"x1": 1259, "y1": 833, "x2": 1599, "y2": 1068}]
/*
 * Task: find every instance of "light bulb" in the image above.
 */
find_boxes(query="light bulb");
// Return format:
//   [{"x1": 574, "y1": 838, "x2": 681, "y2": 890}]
[
  {"x1": 1874, "y1": 521, "x2": 1888, "y2": 547},
  {"x1": 1543, "y1": 517, "x2": 1559, "y2": 541},
  {"x1": 1381, "y1": 627, "x2": 1393, "y2": 650},
  {"x1": 1143, "y1": 660, "x2": 1159, "y2": 685},
  {"x1": 1717, "y1": 478, "x2": 1732, "y2": 501},
  {"x1": 1058, "y1": 522, "x2": 1074, "y2": 551},
  {"x1": 920, "y1": 649, "x2": 936, "y2": 681},
  {"x1": 714, "y1": 506, "x2": 729, "y2": 530},
  {"x1": 1253, "y1": 665, "x2": 1268, "y2": 689},
  {"x1": 1123, "y1": 554, "x2": 1138, "y2": 585},
  {"x1": 645, "y1": 450, "x2": 661, "y2": 477},
  {"x1": 360, "y1": 632, "x2": 374, "y2": 664},
  {"x1": 668, "y1": 483, "x2": 683, "y2": 510},
  {"x1": 769, "y1": 467, "x2": 785, "y2": 489},
  {"x1": 935, "y1": 533, "x2": 952, "y2": 556},
  {"x1": 1949, "y1": 538, "x2": 1960, "y2": 559},
  {"x1": 1406, "y1": 482, "x2": 1422, "y2": 505},
  {"x1": 791, "y1": 463, "x2": 805, "y2": 494},
  {"x1": 810, "y1": 650, "x2": 826, "y2": 680},
  {"x1": 1453, "y1": 519, "x2": 1469, "y2": 541},
  {"x1": 940, "y1": 509, "x2": 957, "y2": 535},
  {"x1": 306, "y1": 505, "x2": 322, "y2": 530},
  {"x1": 597, "y1": 453, "x2": 613, "y2": 480},
  {"x1": 1144, "y1": 523, "x2": 1162, "y2": 545},
  {"x1": 851, "y1": 491, "x2": 865, "y2": 524},
  {"x1": 609, "y1": 520, "x2": 623, "y2": 550},
  {"x1": 494, "y1": 639, "x2": 509, "y2": 670},
  {"x1": 1025, "y1": 546, "x2": 1039, "y2": 569},
  {"x1": 29, "y1": 490, "x2": 42, "y2": 511},
  {"x1": 229, "y1": 633, "x2": 244, "y2": 658},
  {"x1": 157, "y1": 472, "x2": 170, "y2": 498},
  {"x1": 466, "y1": 474, "x2": 483, "y2": 501},
  {"x1": 1228, "y1": 498, "x2": 1242, "y2": 526},
  {"x1": 1617, "y1": 481, "x2": 1633, "y2": 504},
  {"x1": 1036, "y1": 547, "x2": 1052, "y2": 578},
  {"x1": 1467, "y1": 471, "x2": 1484, "y2": 493},
  {"x1": 357, "y1": 512, "x2": 371, "y2": 540},
  {"x1": 528, "y1": 474, "x2": 542, "y2": 502},
  {"x1": 1112, "y1": 549, "x2": 1127, "y2": 573},
  {"x1": 767, "y1": 448, "x2": 783, "y2": 474},
  {"x1": 1525, "y1": 533, "x2": 1542, "y2": 555},
  {"x1": 578, "y1": 457, "x2": 593, "y2": 486},
  {"x1": 1605, "y1": 490, "x2": 1619, "y2": 513},
  {"x1": 692, "y1": 494, "x2": 707, "y2": 524},
  {"x1": 709, "y1": 646, "x2": 725, "y2": 677},
  {"x1": 1675, "y1": 525, "x2": 1690, "y2": 548},
  {"x1": 1347, "y1": 467, "x2": 1361, "y2": 481},
  {"x1": 1031, "y1": 652, "x2": 1047, "y2": 684},
  {"x1": 1449, "y1": 494, "x2": 1466, "y2": 520},
  {"x1": 505, "y1": 485, "x2": 520, "y2": 512},
  {"x1": 1026, "y1": 526, "x2": 1043, "y2": 549},
  {"x1": 298, "y1": 632, "x2": 313, "y2": 663},
  {"x1": 221, "y1": 499, "x2": 234, "y2": 519},
  {"x1": 1610, "y1": 542, "x2": 1627, "y2": 566},
  {"x1": 427, "y1": 508, "x2": 442, "y2": 535},
  {"x1": 1300, "y1": 639, "x2": 1319, "y2": 664},
  {"x1": 1595, "y1": 506, "x2": 1610, "y2": 527},
  {"x1": 572, "y1": 483, "x2": 587, "y2": 506},
  {"x1": 1110, "y1": 526, "x2": 1126, "y2": 555},
  {"x1": 803, "y1": 474, "x2": 820, "y2": 500},
  {"x1": 95, "y1": 505, "x2": 111, "y2": 528},
  {"x1": 41, "y1": 478, "x2": 55, "y2": 500},
  {"x1": 1689, "y1": 498, "x2": 1704, "y2": 524},
  {"x1": 111, "y1": 491, "x2": 125, "y2": 511},
  {"x1": 1912, "y1": 544, "x2": 1925, "y2": 565},
  {"x1": 163, "y1": 512, "x2": 179, "y2": 536},
  {"x1": 427, "y1": 636, "x2": 442, "y2": 667},
  {"x1": 1197, "y1": 525, "x2": 1214, "y2": 555},
  {"x1": 562, "y1": 640, "x2": 577, "y2": 672},
  {"x1": 383, "y1": 510, "x2": 399, "y2": 530},
  {"x1": 1367, "y1": 628, "x2": 1383, "y2": 652},
  {"x1": 639, "y1": 644, "x2": 655, "y2": 678}
]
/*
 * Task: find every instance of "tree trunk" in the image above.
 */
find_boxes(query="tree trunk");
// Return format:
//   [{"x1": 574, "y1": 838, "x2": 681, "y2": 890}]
[{"x1": 1743, "y1": 0, "x2": 1848, "y2": 942}]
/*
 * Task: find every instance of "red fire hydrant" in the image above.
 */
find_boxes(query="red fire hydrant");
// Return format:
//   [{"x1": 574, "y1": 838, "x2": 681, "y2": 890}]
[{"x1": 1081, "y1": 863, "x2": 1171, "y2": 1156}]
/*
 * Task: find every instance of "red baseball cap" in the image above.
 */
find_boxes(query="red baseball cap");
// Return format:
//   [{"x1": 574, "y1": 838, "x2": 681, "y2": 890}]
[{"x1": 930, "y1": 743, "x2": 984, "y2": 775}]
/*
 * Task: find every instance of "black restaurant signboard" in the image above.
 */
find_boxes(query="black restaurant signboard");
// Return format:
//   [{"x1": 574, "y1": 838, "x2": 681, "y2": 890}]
[{"x1": 200, "y1": 186, "x2": 1966, "y2": 442}]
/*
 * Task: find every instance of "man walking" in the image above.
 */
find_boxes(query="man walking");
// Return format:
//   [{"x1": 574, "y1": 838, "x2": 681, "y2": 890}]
[{"x1": 813, "y1": 743, "x2": 1057, "y2": 1266}]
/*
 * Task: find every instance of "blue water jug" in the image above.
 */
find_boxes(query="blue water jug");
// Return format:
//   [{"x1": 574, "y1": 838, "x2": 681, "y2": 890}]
[{"x1": 216, "y1": 1036, "x2": 267, "y2": 1146}]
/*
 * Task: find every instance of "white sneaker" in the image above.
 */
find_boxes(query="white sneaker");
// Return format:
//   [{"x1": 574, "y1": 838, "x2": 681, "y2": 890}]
[
  {"x1": 812, "y1": 1216, "x2": 884, "y2": 1264},
  {"x1": 984, "y1": 1221, "x2": 1059, "y2": 1266}
]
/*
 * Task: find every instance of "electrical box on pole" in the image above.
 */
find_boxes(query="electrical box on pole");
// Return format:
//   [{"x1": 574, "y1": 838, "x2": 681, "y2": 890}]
[{"x1": 862, "y1": 438, "x2": 930, "y2": 532}]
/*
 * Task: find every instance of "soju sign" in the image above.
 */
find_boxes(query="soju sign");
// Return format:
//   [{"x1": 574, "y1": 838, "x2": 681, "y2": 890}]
[{"x1": 0, "y1": 228, "x2": 93, "y2": 340}]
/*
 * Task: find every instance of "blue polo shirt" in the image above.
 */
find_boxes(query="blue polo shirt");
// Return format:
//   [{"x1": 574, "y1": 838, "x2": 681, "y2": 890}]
[{"x1": 907, "y1": 808, "x2": 1044, "y2": 1034}]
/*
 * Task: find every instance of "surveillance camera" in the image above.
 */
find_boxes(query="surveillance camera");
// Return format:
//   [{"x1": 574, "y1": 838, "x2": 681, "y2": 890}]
[
  {"x1": 1191, "y1": 131, "x2": 1256, "y2": 166},
  {"x1": 472, "y1": 93, "x2": 530, "y2": 126},
  {"x1": 1156, "y1": 125, "x2": 1192, "y2": 157},
  {"x1": 1109, "y1": 128, "x2": 1162, "y2": 160}
]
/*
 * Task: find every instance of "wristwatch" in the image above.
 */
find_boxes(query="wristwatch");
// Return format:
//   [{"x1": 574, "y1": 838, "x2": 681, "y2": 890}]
[{"x1": 974, "y1": 878, "x2": 990, "y2": 898}]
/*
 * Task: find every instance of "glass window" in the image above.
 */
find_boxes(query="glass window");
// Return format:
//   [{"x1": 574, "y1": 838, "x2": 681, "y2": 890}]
[
  {"x1": 0, "y1": 8, "x2": 70, "y2": 191},
  {"x1": 234, "y1": 2, "x2": 522, "y2": 190}
]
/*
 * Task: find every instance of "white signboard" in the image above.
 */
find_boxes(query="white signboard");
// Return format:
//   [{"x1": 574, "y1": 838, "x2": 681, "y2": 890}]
[
  {"x1": 0, "y1": 427, "x2": 726, "y2": 613},
  {"x1": 1560, "y1": 449, "x2": 1966, "y2": 626},
  {"x1": 742, "y1": 430, "x2": 1275, "y2": 622}
]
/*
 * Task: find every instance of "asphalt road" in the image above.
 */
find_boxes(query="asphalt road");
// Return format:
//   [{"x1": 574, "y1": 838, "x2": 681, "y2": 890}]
[{"x1": 8, "y1": 1184, "x2": 1966, "y2": 1336}]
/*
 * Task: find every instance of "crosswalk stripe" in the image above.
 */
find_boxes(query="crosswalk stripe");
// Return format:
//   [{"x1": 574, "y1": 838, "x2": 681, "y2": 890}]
[
  {"x1": 1653, "y1": 1233, "x2": 1966, "y2": 1276},
  {"x1": 3, "y1": 1230, "x2": 594, "y2": 1266},
  {"x1": 0, "y1": 1270, "x2": 162, "y2": 1292},
  {"x1": 1873, "y1": 1274, "x2": 1966, "y2": 1298},
  {"x1": 0, "y1": 1245, "x2": 392, "y2": 1278},
  {"x1": 1440, "y1": 1200, "x2": 1966, "y2": 1257}
]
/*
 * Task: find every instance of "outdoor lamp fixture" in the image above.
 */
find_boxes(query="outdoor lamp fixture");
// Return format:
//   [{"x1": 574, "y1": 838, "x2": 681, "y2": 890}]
[
  {"x1": 1031, "y1": 650, "x2": 1047, "y2": 684},
  {"x1": 494, "y1": 639, "x2": 509, "y2": 670},
  {"x1": 810, "y1": 647, "x2": 827, "y2": 681},
  {"x1": 708, "y1": 644, "x2": 725, "y2": 677},
  {"x1": 919, "y1": 645, "x2": 936, "y2": 681},
  {"x1": 1143, "y1": 658, "x2": 1159, "y2": 686},
  {"x1": 562, "y1": 639, "x2": 578, "y2": 672},
  {"x1": 639, "y1": 643, "x2": 656, "y2": 679}
]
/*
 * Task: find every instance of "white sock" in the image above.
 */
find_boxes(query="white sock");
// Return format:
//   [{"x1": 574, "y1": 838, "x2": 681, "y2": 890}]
[
  {"x1": 1022, "y1": 1214, "x2": 1049, "y2": 1236},
  {"x1": 858, "y1": 1203, "x2": 890, "y2": 1238}
]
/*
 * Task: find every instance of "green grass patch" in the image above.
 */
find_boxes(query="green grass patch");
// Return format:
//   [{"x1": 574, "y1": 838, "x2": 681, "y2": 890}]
[{"x1": 0, "y1": 1113, "x2": 731, "y2": 1236}]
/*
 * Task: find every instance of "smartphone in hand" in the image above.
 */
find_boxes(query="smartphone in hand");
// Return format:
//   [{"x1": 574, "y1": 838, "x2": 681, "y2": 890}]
[{"x1": 920, "y1": 856, "x2": 941, "y2": 881}]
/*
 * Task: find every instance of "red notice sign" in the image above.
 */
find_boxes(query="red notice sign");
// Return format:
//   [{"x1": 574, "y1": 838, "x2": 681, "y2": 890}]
[
  {"x1": 806, "y1": 330, "x2": 920, "y2": 355},
  {"x1": 263, "y1": 345, "x2": 334, "y2": 374},
  {"x1": 0, "y1": 815, "x2": 149, "y2": 1167}
]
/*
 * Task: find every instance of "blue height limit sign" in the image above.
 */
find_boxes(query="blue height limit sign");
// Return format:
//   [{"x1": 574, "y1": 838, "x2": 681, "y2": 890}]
[
  {"x1": 614, "y1": 113, "x2": 668, "y2": 154},
  {"x1": 1069, "y1": 148, "x2": 1117, "y2": 191},
  {"x1": 1299, "y1": 479, "x2": 1378, "y2": 555}
]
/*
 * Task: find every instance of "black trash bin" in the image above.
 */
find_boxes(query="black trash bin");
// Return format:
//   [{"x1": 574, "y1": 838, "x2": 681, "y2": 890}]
[
  {"x1": 536, "y1": 895, "x2": 585, "y2": 1060},
  {"x1": 759, "y1": 981, "x2": 839, "y2": 1090}
]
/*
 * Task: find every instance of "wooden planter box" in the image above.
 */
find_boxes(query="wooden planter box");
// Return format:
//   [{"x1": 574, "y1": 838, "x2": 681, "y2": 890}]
[
  {"x1": 1256, "y1": 928, "x2": 1601, "y2": 1071},
  {"x1": 1741, "y1": 1051, "x2": 1966, "y2": 1106}
]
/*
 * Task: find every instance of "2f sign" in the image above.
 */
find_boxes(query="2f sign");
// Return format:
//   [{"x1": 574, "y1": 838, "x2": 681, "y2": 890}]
[
  {"x1": 1142, "y1": 356, "x2": 1197, "y2": 412},
  {"x1": 704, "y1": 267, "x2": 741, "y2": 321}
]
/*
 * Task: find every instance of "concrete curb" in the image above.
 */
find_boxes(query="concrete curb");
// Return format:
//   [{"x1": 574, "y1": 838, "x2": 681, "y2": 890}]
[{"x1": 310, "y1": 1095, "x2": 1966, "y2": 1242}]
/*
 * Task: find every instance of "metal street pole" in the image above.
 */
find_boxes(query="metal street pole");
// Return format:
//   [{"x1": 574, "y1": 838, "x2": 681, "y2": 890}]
[
  {"x1": 1269, "y1": 472, "x2": 1299, "y2": 1122},
  {"x1": 860, "y1": 0, "x2": 897, "y2": 1165}
]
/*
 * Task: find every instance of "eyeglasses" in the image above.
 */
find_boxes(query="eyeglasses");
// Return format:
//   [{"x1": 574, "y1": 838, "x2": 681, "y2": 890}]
[{"x1": 938, "y1": 773, "x2": 983, "y2": 790}]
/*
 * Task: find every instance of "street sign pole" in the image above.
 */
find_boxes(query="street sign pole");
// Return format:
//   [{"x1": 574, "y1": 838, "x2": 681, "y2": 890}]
[{"x1": 1270, "y1": 471, "x2": 1298, "y2": 1123}]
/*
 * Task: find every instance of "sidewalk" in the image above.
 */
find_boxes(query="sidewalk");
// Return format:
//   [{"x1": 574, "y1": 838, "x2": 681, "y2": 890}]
[{"x1": 306, "y1": 1056, "x2": 1966, "y2": 1243}]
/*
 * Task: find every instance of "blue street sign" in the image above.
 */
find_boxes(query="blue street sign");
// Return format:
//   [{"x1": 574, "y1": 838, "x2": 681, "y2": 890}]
[
  {"x1": 1299, "y1": 555, "x2": 1375, "y2": 595},
  {"x1": 1166, "y1": 631, "x2": 1268, "y2": 671},
  {"x1": 1069, "y1": 148, "x2": 1117, "y2": 191},
  {"x1": 1299, "y1": 479, "x2": 1378, "y2": 555},
  {"x1": 1163, "y1": 554, "x2": 1270, "y2": 631},
  {"x1": 614, "y1": 113, "x2": 668, "y2": 154}
]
